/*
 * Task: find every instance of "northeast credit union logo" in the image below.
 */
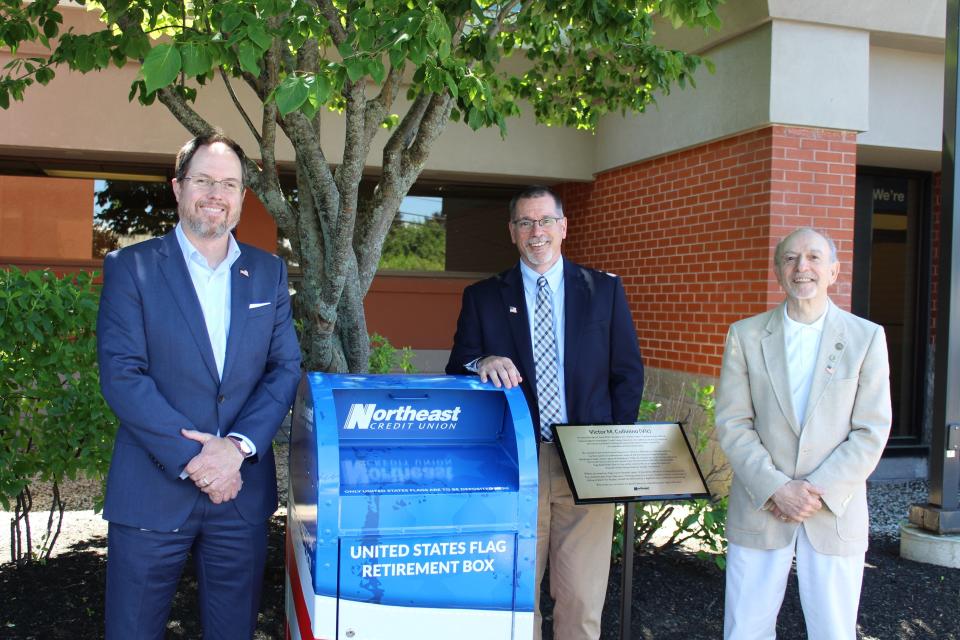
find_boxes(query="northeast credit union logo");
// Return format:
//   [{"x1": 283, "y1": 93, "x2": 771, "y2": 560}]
[{"x1": 343, "y1": 403, "x2": 462, "y2": 431}]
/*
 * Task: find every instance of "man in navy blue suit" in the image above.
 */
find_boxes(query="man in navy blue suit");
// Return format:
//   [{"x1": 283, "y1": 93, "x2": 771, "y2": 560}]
[
  {"x1": 446, "y1": 186, "x2": 644, "y2": 640},
  {"x1": 97, "y1": 133, "x2": 301, "y2": 639}
]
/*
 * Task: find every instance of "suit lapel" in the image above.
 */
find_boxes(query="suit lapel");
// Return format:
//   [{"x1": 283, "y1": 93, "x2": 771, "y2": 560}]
[
  {"x1": 562, "y1": 259, "x2": 586, "y2": 400},
  {"x1": 500, "y1": 265, "x2": 536, "y2": 386},
  {"x1": 801, "y1": 300, "x2": 846, "y2": 430},
  {"x1": 760, "y1": 304, "x2": 802, "y2": 435},
  {"x1": 157, "y1": 231, "x2": 219, "y2": 382},
  {"x1": 221, "y1": 251, "x2": 252, "y2": 383}
]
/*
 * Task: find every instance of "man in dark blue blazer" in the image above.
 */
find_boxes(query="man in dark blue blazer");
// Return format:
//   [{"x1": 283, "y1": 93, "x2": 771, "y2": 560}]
[
  {"x1": 97, "y1": 133, "x2": 301, "y2": 639},
  {"x1": 446, "y1": 186, "x2": 644, "y2": 640}
]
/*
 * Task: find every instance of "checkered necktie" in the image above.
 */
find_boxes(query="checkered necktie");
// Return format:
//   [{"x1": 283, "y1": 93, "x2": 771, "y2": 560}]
[{"x1": 534, "y1": 276, "x2": 562, "y2": 441}]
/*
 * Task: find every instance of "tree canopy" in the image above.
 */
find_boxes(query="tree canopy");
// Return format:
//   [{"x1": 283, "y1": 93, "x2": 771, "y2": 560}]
[{"x1": 1, "y1": 0, "x2": 722, "y2": 371}]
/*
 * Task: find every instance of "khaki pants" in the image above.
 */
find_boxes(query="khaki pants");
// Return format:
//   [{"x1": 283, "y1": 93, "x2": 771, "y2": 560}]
[{"x1": 534, "y1": 443, "x2": 614, "y2": 640}]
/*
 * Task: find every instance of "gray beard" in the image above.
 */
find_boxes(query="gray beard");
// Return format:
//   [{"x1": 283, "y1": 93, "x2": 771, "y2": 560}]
[{"x1": 183, "y1": 214, "x2": 238, "y2": 240}]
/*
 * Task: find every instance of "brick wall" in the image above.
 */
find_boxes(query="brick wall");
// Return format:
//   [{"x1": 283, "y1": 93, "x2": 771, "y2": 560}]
[{"x1": 558, "y1": 125, "x2": 857, "y2": 377}]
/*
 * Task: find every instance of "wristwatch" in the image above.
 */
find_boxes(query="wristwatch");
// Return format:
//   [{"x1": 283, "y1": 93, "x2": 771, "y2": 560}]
[{"x1": 227, "y1": 435, "x2": 253, "y2": 458}]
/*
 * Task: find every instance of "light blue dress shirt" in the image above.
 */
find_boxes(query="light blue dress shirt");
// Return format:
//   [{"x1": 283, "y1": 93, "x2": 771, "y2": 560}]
[
  {"x1": 174, "y1": 224, "x2": 255, "y2": 455},
  {"x1": 519, "y1": 258, "x2": 569, "y2": 424}
]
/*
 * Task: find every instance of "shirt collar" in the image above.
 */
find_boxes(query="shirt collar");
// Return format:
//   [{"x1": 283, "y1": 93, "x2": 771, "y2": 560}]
[
  {"x1": 175, "y1": 223, "x2": 242, "y2": 272},
  {"x1": 520, "y1": 257, "x2": 564, "y2": 294},
  {"x1": 782, "y1": 303, "x2": 827, "y2": 336}
]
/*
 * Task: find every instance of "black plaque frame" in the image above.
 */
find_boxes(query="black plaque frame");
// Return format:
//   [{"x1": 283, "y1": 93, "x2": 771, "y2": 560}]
[{"x1": 552, "y1": 421, "x2": 711, "y2": 505}]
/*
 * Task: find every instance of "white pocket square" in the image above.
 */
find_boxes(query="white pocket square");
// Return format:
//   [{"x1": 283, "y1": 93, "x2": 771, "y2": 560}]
[{"x1": 249, "y1": 302, "x2": 272, "y2": 309}]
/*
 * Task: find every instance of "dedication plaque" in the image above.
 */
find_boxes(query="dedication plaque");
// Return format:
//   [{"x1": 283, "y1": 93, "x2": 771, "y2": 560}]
[{"x1": 553, "y1": 422, "x2": 710, "y2": 504}]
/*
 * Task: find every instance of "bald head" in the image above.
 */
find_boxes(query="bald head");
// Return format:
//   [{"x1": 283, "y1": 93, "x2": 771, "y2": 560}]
[{"x1": 774, "y1": 227, "x2": 837, "y2": 269}]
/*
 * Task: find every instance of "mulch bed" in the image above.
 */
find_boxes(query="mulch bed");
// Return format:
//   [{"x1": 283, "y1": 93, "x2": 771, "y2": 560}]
[{"x1": 2, "y1": 519, "x2": 957, "y2": 639}]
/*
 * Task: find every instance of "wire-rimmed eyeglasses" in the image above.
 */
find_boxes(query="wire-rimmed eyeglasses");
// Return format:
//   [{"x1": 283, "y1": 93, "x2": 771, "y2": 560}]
[
  {"x1": 511, "y1": 216, "x2": 563, "y2": 231},
  {"x1": 182, "y1": 175, "x2": 244, "y2": 194}
]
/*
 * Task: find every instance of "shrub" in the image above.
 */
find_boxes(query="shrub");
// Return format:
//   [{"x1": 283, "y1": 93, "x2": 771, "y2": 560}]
[
  {"x1": 0, "y1": 268, "x2": 117, "y2": 565},
  {"x1": 613, "y1": 383, "x2": 729, "y2": 569},
  {"x1": 368, "y1": 333, "x2": 416, "y2": 374}
]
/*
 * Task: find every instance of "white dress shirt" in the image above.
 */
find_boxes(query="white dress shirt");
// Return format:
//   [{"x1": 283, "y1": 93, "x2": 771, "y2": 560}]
[
  {"x1": 782, "y1": 305, "x2": 826, "y2": 426},
  {"x1": 520, "y1": 258, "x2": 568, "y2": 424}
]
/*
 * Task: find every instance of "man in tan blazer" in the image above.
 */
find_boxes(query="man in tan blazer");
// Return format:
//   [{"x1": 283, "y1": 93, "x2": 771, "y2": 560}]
[{"x1": 716, "y1": 227, "x2": 892, "y2": 640}]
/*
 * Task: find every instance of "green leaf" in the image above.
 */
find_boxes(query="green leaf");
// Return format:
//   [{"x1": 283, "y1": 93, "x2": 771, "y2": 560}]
[
  {"x1": 120, "y1": 33, "x2": 151, "y2": 60},
  {"x1": 221, "y1": 10, "x2": 243, "y2": 33},
  {"x1": 466, "y1": 106, "x2": 482, "y2": 130},
  {"x1": 246, "y1": 25, "x2": 273, "y2": 52},
  {"x1": 237, "y1": 41, "x2": 261, "y2": 76},
  {"x1": 180, "y1": 42, "x2": 213, "y2": 77},
  {"x1": 408, "y1": 37, "x2": 427, "y2": 66},
  {"x1": 388, "y1": 46, "x2": 405, "y2": 69},
  {"x1": 141, "y1": 44, "x2": 181, "y2": 94},
  {"x1": 311, "y1": 74, "x2": 332, "y2": 105},
  {"x1": 345, "y1": 59, "x2": 366, "y2": 82},
  {"x1": 443, "y1": 71, "x2": 457, "y2": 99},
  {"x1": 368, "y1": 59, "x2": 386, "y2": 85},
  {"x1": 274, "y1": 76, "x2": 308, "y2": 116}
]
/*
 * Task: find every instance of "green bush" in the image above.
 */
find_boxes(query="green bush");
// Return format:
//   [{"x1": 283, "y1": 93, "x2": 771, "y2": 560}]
[
  {"x1": 368, "y1": 333, "x2": 416, "y2": 373},
  {"x1": 613, "y1": 384, "x2": 729, "y2": 569},
  {"x1": 0, "y1": 268, "x2": 117, "y2": 564},
  {"x1": 378, "y1": 216, "x2": 445, "y2": 272}
]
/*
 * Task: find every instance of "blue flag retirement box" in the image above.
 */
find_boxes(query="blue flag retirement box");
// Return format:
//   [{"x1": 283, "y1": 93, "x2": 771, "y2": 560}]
[{"x1": 286, "y1": 373, "x2": 538, "y2": 640}]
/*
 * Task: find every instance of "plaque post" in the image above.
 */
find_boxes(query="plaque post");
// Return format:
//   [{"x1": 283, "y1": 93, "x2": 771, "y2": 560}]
[{"x1": 619, "y1": 501, "x2": 637, "y2": 640}]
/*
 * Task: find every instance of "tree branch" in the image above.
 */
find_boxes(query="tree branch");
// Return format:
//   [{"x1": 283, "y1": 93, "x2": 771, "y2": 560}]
[
  {"x1": 315, "y1": 0, "x2": 348, "y2": 46},
  {"x1": 157, "y1": 87, "x2": 216, "y2": 137},
  {"x1": 335, "y1": 78, "x2": 367, "y2": 206},
  {"x1": 364, "y1": 64, "x2": 403, "y2": 149},
  {"x1": 382, "y1": 93, "x2": 431, "y2": 169},
  {"x1": 244, "y1": 34, "x2": 298, "y2": 240},
  {"x1": 354, "y1": 93, "x2": 453, "y2": 290},
  {"x1": 402, "y1": 93, "x2": 454, "y2": 169},
  {"x1": 219, "y1": 69, "x2": 262, "y2": 145},
  {"x1": 278, "y1": 112, "x2": 337, "y2": 205}
]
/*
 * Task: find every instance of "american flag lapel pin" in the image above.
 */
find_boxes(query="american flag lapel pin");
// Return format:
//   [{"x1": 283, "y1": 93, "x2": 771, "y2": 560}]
[
  {"x1": 509, "y1": 306, "x2": 518, "y2": 314},
  {"x1": 240, "y1": 269, "x2": 250, "y2": 277}
]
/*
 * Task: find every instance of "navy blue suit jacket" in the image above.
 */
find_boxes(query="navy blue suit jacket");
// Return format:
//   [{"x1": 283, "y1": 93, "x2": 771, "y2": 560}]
[
  {"x1": 97, "y1": 230, "x2": 301, "y2": 531},
  {"x1": 446, "y1": 259, "x2": 644, "y2": 439}
]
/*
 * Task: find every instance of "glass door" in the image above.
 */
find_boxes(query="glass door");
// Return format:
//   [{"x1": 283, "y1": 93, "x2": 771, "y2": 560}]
[{"x1": 853, "y1": 170, "x2": 932, "y2": 447}]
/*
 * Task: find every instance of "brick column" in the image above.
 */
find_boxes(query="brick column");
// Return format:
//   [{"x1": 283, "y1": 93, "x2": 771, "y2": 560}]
[{"x1": 559, "y1": 125, "x2": 857, "y2": 378}]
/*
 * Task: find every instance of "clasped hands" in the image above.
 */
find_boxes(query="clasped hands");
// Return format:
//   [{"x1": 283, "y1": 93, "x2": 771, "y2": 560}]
[
  {"x1": 770, "y1": 479, "x2": 825, "y2": 523},
  {"x1": 181, "y1": 429, "x2": 244, "y2": 504}
]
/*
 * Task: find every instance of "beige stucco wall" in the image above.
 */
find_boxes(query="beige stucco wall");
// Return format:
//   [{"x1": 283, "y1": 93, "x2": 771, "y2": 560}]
[
  {"x1": 654, "y1": 0, "x2": 945, "y2": 53},
  {"x1": 858, "y1": 46, "x2": 944, "y2": 170},
  {"x1": 769, "y1": 21, "x2": 869, "y2": 132},
  {"x1": 595, "y1": 23, "x2": 773, "y2": 174},
  {"x1": 598, "y1": 7, "x2": 946, "y2": 174}
]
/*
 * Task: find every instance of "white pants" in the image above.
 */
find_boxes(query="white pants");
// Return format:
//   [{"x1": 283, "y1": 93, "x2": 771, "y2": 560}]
[{"x1": 724, "y1": 526, "x2": 864, "y2": 640}]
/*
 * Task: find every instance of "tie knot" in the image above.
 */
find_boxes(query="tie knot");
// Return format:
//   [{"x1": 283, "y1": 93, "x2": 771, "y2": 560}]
[{"x1": 537, "y1": 276, "x2": 548, "y2": 290}]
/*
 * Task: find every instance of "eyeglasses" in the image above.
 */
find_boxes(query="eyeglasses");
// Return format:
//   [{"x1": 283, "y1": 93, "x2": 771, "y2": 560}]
[
  {"x1": 511, "y1": 216, "x2": 563, "y2": 231},
  {"x1": 182, "y1": 175, "x2": 244, "y2": 194}
]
